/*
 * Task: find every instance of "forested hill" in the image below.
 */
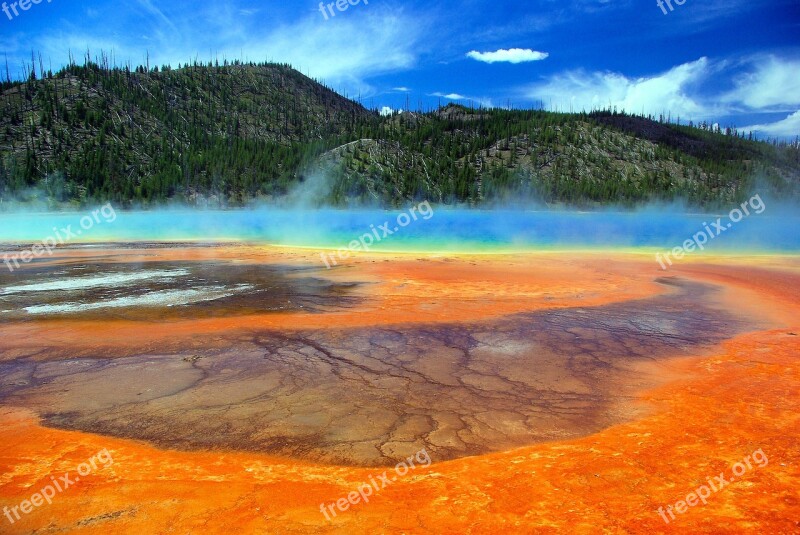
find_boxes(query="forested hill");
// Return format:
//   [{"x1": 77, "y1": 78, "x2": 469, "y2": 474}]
[{"x1": 1, "y1": 60, "x2": 798, "y2": 209}]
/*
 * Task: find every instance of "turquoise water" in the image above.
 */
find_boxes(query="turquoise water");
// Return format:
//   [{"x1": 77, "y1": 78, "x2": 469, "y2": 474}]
[{"x1": 0, "y1": 208, "x2": 798, "y2": 253}]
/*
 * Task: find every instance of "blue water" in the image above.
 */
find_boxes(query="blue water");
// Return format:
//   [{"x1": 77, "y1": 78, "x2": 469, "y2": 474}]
[{"x1": 0, "y1": 208, "x2": 798, "y2": 253}]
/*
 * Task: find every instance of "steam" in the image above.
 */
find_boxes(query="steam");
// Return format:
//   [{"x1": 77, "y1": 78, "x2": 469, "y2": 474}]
[
  {"x1": 282, "y1": 171, "x2": 336, "y2": 209},
  {"x1": 0, "y1": 161, "x2": 798, "y2": 255},
  {"x1": 0, "y1": 201, "x2": 798, "y2": 254}
]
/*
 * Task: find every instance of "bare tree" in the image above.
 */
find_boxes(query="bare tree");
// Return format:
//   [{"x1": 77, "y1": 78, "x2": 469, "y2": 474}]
[{"x1": 4, "y1": 52, "x2": 10, "y2": 85}]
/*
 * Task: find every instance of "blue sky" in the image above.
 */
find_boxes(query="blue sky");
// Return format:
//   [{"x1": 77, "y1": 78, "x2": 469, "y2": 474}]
[{"x1": 1, "y1": 0, "x2": 799, "y2": 137}]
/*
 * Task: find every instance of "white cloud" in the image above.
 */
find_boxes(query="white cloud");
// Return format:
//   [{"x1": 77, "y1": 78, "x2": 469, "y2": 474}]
[
  {"x1": 524, "y1": 57, "x2": 716, "y2": 118},
  {"x1": 467, "y1": 48, "x2": 549, "y2": 64},
  {"x1": 431, "y1": 92, "x2": 494, "y2": 108},
  {"x1": 135, "y1": 0, "x2": 178, "y2": 33},
  {"x1": 741, "y1": 110, "x2": 800, "y2": 137},
  {"x1": 519, "y1": 55, "x2": 800, "y2": 136},
  {"x1": 22, "y1": 8, "x2": 422, "y2": 99},
  {"x1": 247, "y1": 13, "x2": 419, "y2": 93},
  {"x1": 722, "y1": 56, "x2": 800, "y2": 110},
  {"x1": 432, "y1": 92, "x2": 467, "y2": 100},
  {"x1": 521, "y1": 55, "x2": 800, "y2": 126},
  {"x1": 379, "y1": 106, "x2": 398, "y2": 116},
  {"x1": 393, "y1": 86, "x2": 411, "y2": 92}
]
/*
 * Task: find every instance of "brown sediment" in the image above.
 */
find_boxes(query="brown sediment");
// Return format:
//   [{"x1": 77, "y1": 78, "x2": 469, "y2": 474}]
[
  {"x1": 0, "y1": 276, "x2": 755, "y2": 466},
  {"x1": 0, "y1": 248, "x2": 798, "y2": 533}
]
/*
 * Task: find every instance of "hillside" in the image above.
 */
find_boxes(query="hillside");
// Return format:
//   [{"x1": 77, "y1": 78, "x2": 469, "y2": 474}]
[
  {"x1": 1, "y1": 61, "x2": 798, "y2": 209},
  {"x1": 0, "y1": 60, "x2": 371, "y2": 205},
  {"x1": 318, "y1": 107, "x2": 799, "y2": 207}
]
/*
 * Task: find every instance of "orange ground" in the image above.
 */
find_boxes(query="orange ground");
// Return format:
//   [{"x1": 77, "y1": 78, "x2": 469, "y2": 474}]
[
  {"x1": 0, "y1": 247, "x2": 666, "y2": 357},
  {"x1": 1, "y1": 250, "x2": 798, "y2": 534}
]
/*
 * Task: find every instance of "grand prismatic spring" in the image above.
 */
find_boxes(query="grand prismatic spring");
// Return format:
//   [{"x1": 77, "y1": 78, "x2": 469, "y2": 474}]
[
  {"x1": 0, "y1": 208, "x2": 798, "y2": 533},
  {"x1": 2, "y1": 0, "x2": 800, "y2": 531}
]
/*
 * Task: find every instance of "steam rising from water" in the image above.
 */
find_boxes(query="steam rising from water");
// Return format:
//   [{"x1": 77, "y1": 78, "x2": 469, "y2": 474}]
[{"x1": 0, "y1": 206, "x2": 798, "y2": 253}]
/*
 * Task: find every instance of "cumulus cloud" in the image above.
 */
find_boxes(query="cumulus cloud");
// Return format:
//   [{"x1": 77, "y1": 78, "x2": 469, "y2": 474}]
[
  {"x1": 432, "y1": 92, "x2": 467, "y2": 100},
  {"x1": 521, "y1": 54, "x2": 800, "y2": 136},
  {"x1": 524, "y1": 57, "x2": 720, "y2": 118},
  {"x1": 467, "y1": 48, "x2": 549, "y2": 64},
  {"x1": 722, "y1": 56, "x2": 800, "y2": 110},
  {"x1": 741, "y1": 110, "x2": 800, "y2": 137}
]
